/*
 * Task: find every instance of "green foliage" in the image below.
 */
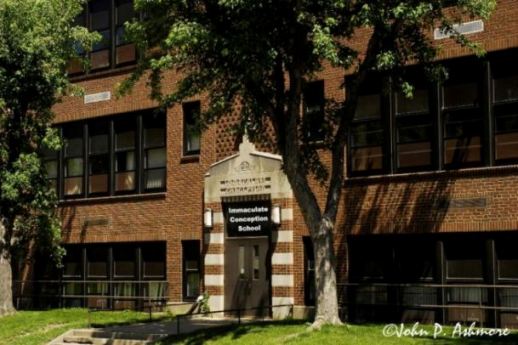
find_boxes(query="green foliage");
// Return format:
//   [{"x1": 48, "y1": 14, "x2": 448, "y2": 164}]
[
  {"x1": 200, "y1": 291, "x2": 211, "y2": 314},
  {"x1": 0, "y1": 0, "x2": 97, "y2": 264},
  {"x1": 122, "y1": 0, "x2": 496, "y2": 180}
]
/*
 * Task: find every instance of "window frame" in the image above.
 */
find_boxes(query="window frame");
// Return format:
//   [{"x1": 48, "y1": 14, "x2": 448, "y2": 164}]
[
  {"x1": 54, "y1": 109, "x2": 166, "y2": 201},
  {"x1": 182, "y1": 101, "x2": 201, "y2": 156}
]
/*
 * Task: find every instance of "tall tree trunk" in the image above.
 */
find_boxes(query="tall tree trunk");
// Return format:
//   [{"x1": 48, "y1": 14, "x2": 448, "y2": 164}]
[
  {"x1": 0, "y1": 222, "x2": 15, "y2": 316},
  {"x1": 312, "y1": 218, "x2": 341, "y2": 327}
]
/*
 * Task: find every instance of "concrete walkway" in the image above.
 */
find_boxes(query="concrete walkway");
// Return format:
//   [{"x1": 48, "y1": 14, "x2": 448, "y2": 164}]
[
  {"x1": 48, "y1": 316, "x2": 247, "y2": 344},
  {"x1": 103, "y1": 316, "x2": 240, "y2": 336}
]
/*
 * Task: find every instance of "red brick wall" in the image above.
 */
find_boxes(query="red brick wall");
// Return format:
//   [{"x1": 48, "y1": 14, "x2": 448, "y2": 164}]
[{"x1": 52, "y1": 0, "x2": 518, "y2": 305}]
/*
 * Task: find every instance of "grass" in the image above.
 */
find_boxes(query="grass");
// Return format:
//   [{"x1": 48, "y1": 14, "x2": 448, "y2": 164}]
[
  {"x1": 2, "y1": 310, "x2": 518, "y2": 345},
  {"x1": 0, "y1": 308, "x2": 159, "y2": 345},
  {"x1": 157, "y1": 321, "x2": 518, "y2": 345}
]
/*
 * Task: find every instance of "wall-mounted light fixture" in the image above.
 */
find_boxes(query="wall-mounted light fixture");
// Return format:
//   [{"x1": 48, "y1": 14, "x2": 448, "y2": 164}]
[
  {"x1": 272, "y1": 204, "x2": 281, "y2": 225},
  {"x1": 204, "y1": 208, "x2": 213, "y2": 228}
]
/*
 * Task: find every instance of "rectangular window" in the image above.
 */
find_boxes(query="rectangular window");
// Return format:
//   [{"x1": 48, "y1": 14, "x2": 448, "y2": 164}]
[
  {"x1": 182, "y1": 241, "x2": 200, "y2": 300},
  {"x1": 183, "y1": 101, "x2": 201, "y2": 155},
  {"x1": 63, "y1": 246, "x2": 83, "y2": 278},
  {"x1": 303, "y1": 237, "x2": 315, "y2": 306},
  {"x1": 395, "y1": 87, "x2": 433, "y2": 172},
  {"x1": 143, "y1": 113, "x2": 166, "y2": 191},
  {"x1": 113, "y1": 245, "x2": 136, "y2": 278},
  {"x1": 493, "y1": 61, "x2": 518, "y2": 164},
  {"x1": 69, "y1": 1, "x2": 136, "y2": 75},
  {"x1": 88, "y1": 121, "x2": 109, "y2": 196},
  {"x1": 63, "y1": 124, "x2": 84, "y2": 197},
  {"x1": 115, "y1": 0, "x2": 136, "y2": 65},
  {"x1": 303, "y1": 80, "x2": 326, "y2": 142},
  {"x1": 89, "y1": 0, "x2": 111, "y2": 70},
  {"x1": 142, "y1": 243, "x2": 166, "y2": 279},
  {"x1": 87, "y1": 246, "x2": 108, "y2": 278},
  {"x1": 442, "y1": 63, "x2": 483, "y2": 168},
  {"x1": 114, "y1": 118, "x2": 137, "y2": 193},
  {"x1": 350, "y1": 92, "x2": 384, "y2": 175},
  {"x1": 445, "y1": 240, "x2": 484, "y2": 280},
  {"x1": 55, "y1": 109, "x2": 166, "y2": 200},
  {"x1": 42, "y1": 146, "x2": 59, "y2": 193}
]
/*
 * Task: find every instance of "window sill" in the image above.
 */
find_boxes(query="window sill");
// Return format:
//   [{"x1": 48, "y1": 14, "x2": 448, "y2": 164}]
[
  {"x1": 59, "y1": 192, "x2": 166, "y2": 206},
  {"x1": 180, "y1": 155, "x2": 200, "y2": 164},
  {"x1": 345, "y1": 164, "x2": 518, "y2": 184}
]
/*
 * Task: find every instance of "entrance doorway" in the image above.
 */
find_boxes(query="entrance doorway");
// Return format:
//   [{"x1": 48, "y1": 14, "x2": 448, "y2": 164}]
[{"x1": 224, "y1": 238, "x2": 270, "y2": 317}]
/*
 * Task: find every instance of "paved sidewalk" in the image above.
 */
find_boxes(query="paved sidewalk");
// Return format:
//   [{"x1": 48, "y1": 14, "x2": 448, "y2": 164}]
[{"x1": 102, "y1": 316, "x2": 240, "y2": 336}]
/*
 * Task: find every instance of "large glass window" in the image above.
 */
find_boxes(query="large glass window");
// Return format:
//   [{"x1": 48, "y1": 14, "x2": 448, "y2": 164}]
[
  {"x1": 303, "y1": 80, "x2": 326, "y2": 142},
  {"x1": 183, "y1": 102, "x2": 201, "y2": 155},
  {"x1": 395, "y1": 84, "x2": 433, "y2": 172},
  {"x1": 442, "y1": 63, "x2": 483, "y2": 168},
  {"x1": 69, "y1": 1, "x2": 136, "y2": 74},
  {"x1": 493, "y1": 60, "x2": 518, "y2": 164},
  {"x1": 53, "y1": 110, "x2": 166, "y2": 199},
  {"x1": 303, "y1": 237, "x2": 315, "y2": 306},
  {"x1": 182, "y1": 241, "x2": 200, "y2": 300},
  {"x1": 88, "y1": 121, "x2": 109, "y2": 195},
  {"x1": 143, "y1": 113, "x2": 166, "y2": 191},
  {"x1": 350, "y1": 92, "x2": 384, "y2": 175},
  {"x1": 42, "y1": 146, "x2": 59, "y2": 193},
  {"x1": 115, "y1": 118, "x2": 137, "y2": 193},
  {"x1": 63, "y1": 124, "x2": 84, "y2": 197}
]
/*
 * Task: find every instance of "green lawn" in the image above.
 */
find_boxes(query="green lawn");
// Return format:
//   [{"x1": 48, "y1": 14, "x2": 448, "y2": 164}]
[
  {"x1": 2, "y1": 310, "x2": 518, "y2": 345},
  {"x1": 0, "y1": 308, "x2": 156, "y2": 345},
  {"x1": 161, "y1": 321, "x2": 518, "y2": 345}
]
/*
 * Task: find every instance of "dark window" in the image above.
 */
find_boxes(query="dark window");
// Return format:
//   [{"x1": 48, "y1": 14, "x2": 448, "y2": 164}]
[
  {"x1": 303, "y1": 81, "x2": 326, "y2": 142},
  {"x1": 183, "y1": 102, "x2": 201, "y2": 155},
  {"x1": 142, "y1": 243, "x2": 166, "y2": 279},
  {"x1": 87, "y1": 246, "x2": 109, "y2": 278},
  {"x1": 113, "y1": 245, "x2": 136, "y2": 278},
  {"x1": 395, "y1": 240, "x2": 434, "y2": 282},
  {"x1": 88, "y1": 121, "x2": 109, "y2": 196},
  {"x1": 445, "y1": 240, "x2": 484, "y2": 280},
  {"x1": 69, "y1": 0, "x2": 136, "y2": 75},
  {"x1": 182, "y1": 241, "x2": 200, "y2": 300},
  {"x1": 42, "y1": 146, "x2": 59, "y2": 193},
  {"x1": 395, "y1": 84, "x2": 433, "y2": 172},
  {"x1": 114, "y1": 117, "x2": 137, "y2": 193},
  {"x1": 493, "y1": 60, "x2": 518, "y2": 164},
  {"x1": 63, "y1": 124, "x2": 84, "y2": 197},
  {"x1": 115, "y1": 0, "x2": 136, "y2": 65},
  {"x1": 143, "y1": 113, "x2": 166, "y2": 191},
  {"x1": 303, "y1": 237, "x2": 315, "y2": 306},
  {"x1": 442, "y1": 62, "x2": 483, "y2": 168},
  {"x1": 497, "y1": 240, "x2": 518, "y2": 280},
  {"x1": 350, "y1": 91, "x2": 384, "y2": 175},
  {"x1": 55, "y1": 110, "x2": 166, "y2": 200},
  {"x1": 63, "y1": 246, "x2": 83, "y2": 278},
  {"x1": 89, "y1": 0, "x2": 111, "y2": 70}
]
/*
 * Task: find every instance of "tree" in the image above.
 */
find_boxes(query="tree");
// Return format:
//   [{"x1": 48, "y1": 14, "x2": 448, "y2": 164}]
[
  {"x1": 121, "y1": 0, "x2": 495, "y2": 326},
  {"x1": 0, "y1": 0, "x2": 96, "y2": 316}
]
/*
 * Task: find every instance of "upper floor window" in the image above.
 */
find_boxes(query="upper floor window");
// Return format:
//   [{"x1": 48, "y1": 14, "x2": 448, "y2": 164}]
[
  {"x1": 182, "y1": 101, "x2": 201, "y2": 156},
  {"x1": 303, "y1": 81, "x2": 326, "y2": 142},
  {"x1": 349, "y1": 79, "x2": 385, "y2": 176},
  {"x1": 442, "y1": 62, "x2": 482, "y2": 169},
  {"x1": 395, "y1": 77, "x2": 433, "y2": 172},
  {"x1": 55, "y1": 109, "x2": 166, "y2": 200},
  {"x1": 143, "y1": 113, "x2": 167, "y2": 191},
  {"x1": 492, "y1": 58, "x2": 518, "y2": 164},
  {"x1": 68, "y1": 0, "x2": 136, "y2": 75}
]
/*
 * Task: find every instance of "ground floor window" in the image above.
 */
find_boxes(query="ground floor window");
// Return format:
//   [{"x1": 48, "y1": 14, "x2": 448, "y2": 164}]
[
  {"x1": 347, "y1": 233, "x2": 518, "y2": 328},
  {"x1": 303, "y1": 237, "x2": 315, "y2": 306},
  {"x1": 182, "y1": 240, "x2": 200, "y2": 301},
  {"x1": 19, "y1": 242, "x2": 167, "y2": 310}
]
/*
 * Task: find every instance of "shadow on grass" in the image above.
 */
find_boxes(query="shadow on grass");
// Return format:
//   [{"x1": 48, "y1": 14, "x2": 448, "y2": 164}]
[
  {"x1": 159, "y1": 320, "x2": 308, "y2": 345},
  {"x1": 419, "y1": 334, "x2": 518, "y2": 345},
  {"x1": 89, "y1": 314, "x2": 173, "y2": 329}
]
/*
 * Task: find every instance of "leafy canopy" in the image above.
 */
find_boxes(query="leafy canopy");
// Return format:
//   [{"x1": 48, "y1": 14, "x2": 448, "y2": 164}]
[{"x1": 0, "y1": 0, "x2": 97, "y2": 262}]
